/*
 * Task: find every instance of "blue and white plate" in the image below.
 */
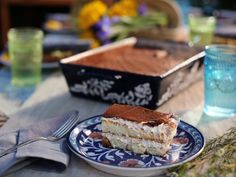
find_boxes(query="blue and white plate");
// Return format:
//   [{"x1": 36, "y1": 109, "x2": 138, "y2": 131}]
[{"x1": 67, "y1": 115, "x2": 205, "y2": 177}]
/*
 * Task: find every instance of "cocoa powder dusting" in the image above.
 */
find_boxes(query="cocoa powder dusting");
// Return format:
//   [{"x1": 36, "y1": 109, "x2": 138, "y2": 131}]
[{"x1": 72, "y1": 44, "x2": 198, "y2": 76}]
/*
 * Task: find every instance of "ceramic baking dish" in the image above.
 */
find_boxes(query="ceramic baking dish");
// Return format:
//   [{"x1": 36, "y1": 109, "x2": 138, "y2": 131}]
[{"x1": 60, "y1": 38, "x2": 204, "y2": 109}]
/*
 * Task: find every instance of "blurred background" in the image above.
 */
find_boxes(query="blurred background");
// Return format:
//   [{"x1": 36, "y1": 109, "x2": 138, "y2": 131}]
[
  {"x1": 0, "y1": 0, "x2": 236, "y2": 51},
  {"x1": 0, "y1": 0, "x2": 236, "y2": 65}
]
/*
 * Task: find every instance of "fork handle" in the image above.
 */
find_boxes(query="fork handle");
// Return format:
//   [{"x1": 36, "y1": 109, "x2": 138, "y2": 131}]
[{"x1": 0, "y1": 137, "x2": 55, "y2": 158}]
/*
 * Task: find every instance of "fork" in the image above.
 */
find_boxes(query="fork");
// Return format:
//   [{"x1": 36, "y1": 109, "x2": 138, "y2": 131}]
[{"x1": 0, "y1": 110, "x2": 80, "y2": 158}]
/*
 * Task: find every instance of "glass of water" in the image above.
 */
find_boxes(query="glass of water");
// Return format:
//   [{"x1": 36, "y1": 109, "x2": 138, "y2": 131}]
[
  {"x1": 8, "y1": 28, "x2": 43, "y2": 86},
  {"x1": 204, "y1": 45, "x2": 236, "y2": 117}
]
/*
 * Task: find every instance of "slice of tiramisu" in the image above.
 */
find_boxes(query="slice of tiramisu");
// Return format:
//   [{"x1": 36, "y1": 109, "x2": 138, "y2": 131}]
[{"x1": 101, "y1": 104, "x2": 179, "y2": 156}]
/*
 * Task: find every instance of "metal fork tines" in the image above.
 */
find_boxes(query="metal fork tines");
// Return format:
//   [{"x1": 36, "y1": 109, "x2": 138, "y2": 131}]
[
  {"x1": 0, "y1": 110, "x2": 80, "y2": 158},
  {"x1": 52, "y1": 110, "x2": 80, "y2": 138}
]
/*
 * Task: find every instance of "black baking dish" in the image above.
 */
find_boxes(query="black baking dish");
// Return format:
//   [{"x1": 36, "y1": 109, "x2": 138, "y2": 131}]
[{"x1": 60, "y1": 38, "x2": 204, "y2": 109}]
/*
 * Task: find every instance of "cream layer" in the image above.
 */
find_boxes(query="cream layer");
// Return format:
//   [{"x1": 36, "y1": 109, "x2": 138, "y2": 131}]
[
  {"x1": 102, "y1": 132, "x2": 170, "y2": 156},
  {"x1": 101, "y1": 117, "x2": 178, "y2": 142}
]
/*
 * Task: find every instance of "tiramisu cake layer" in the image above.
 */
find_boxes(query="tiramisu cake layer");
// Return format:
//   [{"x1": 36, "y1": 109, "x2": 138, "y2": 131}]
[
  {"x1": 101, "y1": 104, "x2": 179, "y2": 156},
  {"x1": 73, "y1": 45, "x2": 199, "y2": 76}
]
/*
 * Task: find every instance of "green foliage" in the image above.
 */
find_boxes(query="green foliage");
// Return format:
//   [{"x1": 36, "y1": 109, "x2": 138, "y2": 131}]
[
  {"x1": 110, "y1": 12, "x2": 168, "y2": 40},
  {"x1": 167, "y1": 127, "x2": 236, "y2": 177}
]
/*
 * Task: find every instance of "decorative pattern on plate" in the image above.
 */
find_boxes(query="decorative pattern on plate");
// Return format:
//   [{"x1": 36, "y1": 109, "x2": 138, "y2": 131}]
[
  {"x1": 68, "y1": 115, "x2": 205, "y2": 169},
  {"x1": 70, "y1": 78, "x2": 153, "y2": 106}
]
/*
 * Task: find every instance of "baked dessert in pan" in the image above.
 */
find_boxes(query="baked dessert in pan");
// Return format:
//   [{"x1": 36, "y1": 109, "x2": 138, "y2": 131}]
[
  {"x1": 60, "y1": 38, "x2": 204, "y2": 109},
  {"x1": 72, "y1": 41, "x2": 200, "y2": 76}
]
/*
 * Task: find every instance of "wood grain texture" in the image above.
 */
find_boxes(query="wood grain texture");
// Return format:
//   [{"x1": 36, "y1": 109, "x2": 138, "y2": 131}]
[{"x1": 1, "y1": 72, "x2": 236, "y2": 177}]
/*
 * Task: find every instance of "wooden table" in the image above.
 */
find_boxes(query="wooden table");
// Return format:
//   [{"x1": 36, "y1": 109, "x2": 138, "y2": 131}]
[{"x1": 0, "y1": 71, "x2": 236, "y2": 177}]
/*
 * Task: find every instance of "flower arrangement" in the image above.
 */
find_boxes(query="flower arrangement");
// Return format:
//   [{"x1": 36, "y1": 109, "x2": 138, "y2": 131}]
[{"x1": 77, "y1": 0, "x2": 168, "y2": 48}]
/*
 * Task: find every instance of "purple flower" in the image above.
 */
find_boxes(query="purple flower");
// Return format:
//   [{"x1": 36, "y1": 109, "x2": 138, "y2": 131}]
[
  {"x1": 91, "y1": 15, "x2": 112, "y2": 44},
  {"x1": 138, "y1": 4, "x2": 148, "y2": 15},
  {"x1": 102, "y1": 39, "x2": 112, "y2": 45},
  {"x1": 92, "y1": 16, "x2": 111, "y2": 32},
  {"x1": 96, "y1": 30, "x2": 110, "y2": 42},
  {"x1": 111, "y1": 16, "x2": 120, "y2": 23}
]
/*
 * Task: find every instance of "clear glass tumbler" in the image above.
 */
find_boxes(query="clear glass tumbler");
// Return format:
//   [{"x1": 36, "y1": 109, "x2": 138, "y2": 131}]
[
  {"x1": 204, "y1": 45, "x2": 236, "y2": 117},
  {"x1": 8, "y1": 28, "x2": 43, "y2": 86},
  {"x1": 188, "y1": 15, "x2": 216, "y2": 46}
]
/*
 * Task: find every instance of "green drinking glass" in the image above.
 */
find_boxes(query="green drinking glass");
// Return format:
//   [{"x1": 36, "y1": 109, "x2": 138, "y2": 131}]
[
  {"x1": 188, "y1": 15, "x2": 216, "y2": 46},
  {"x1": 8, "y1": 28, "x2": 43, "y2": 86}
]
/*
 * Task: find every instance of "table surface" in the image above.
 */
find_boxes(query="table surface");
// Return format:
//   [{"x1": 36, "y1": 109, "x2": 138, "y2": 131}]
[{"x1": 0, "y1": 71, "x2": 236, "y2": 177}]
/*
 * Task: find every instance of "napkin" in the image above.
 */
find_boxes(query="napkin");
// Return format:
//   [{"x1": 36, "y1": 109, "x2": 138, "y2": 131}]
[{"x1": 0, "y1": 112, "x2": 77, "y2": 176}]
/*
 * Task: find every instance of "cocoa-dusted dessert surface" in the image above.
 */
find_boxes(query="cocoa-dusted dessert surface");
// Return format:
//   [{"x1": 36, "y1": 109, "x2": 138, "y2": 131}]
[
  {"x1": 103, "y1": 104, "x2": 176, "y2": 128},
  {"x1": 72, "y1": 44, "x2": 199, "y2": 76}
]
